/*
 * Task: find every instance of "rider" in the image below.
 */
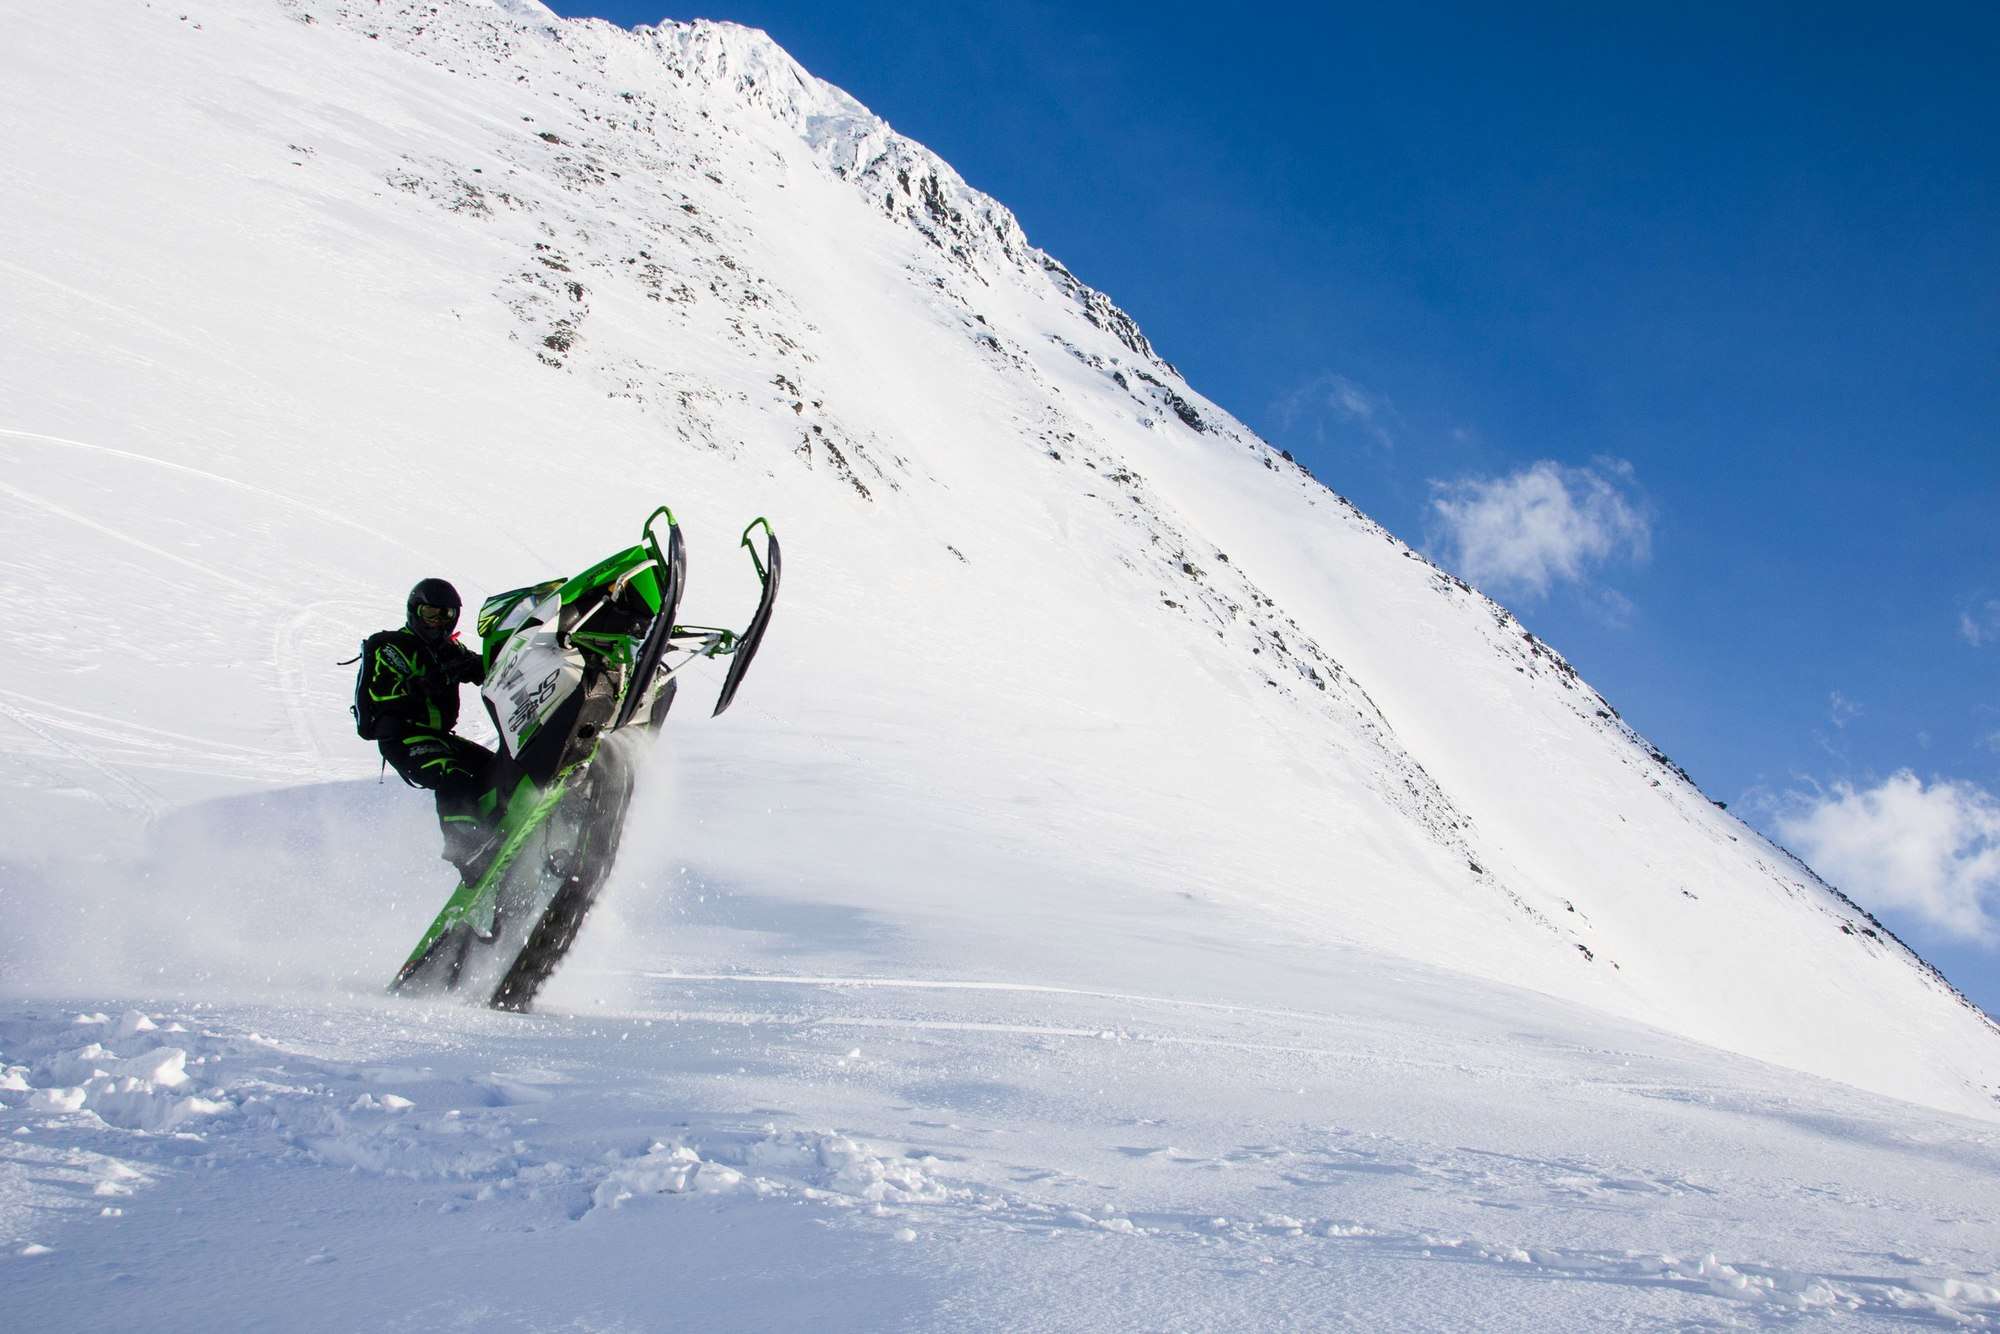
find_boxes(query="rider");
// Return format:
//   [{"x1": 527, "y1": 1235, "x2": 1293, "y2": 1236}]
[{"x1": 356, "y1": 578, "x2": 495, "y2": 878}]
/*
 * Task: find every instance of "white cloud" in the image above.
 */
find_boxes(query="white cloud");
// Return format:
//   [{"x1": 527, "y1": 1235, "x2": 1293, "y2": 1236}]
[
  {"x1": 1274, "y1": 372, "x2": 1397, "y2": 449},
  {"x1": 1828, "y1": 691, "x2": 1861, "y2": 729},
  {"x1": 1775, "y1": 771, "x2": 2000, "y2": 943},
  {"x1": 1961, "y1": 599, "x2": 2000, "y2": 647},
  {"x1": 1428, "y1": 459, "x2": 1650, "y2": 599}
]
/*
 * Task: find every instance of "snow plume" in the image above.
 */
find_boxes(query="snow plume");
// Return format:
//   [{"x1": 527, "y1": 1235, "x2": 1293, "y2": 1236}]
[
  {"x1": 0, "y1": 783, "x2": 439, "y2": 1001},
  {"x1": 532, "y1": 736, "x2": 681, "y2": 1014},
  {"x1": 1429, "y1": 458, "x2": 1650, "y2": 599},
  {"x1": 0, "y1": 742, "x2": 684, "y2": 1007},
  {"x1": 1776, "y1": 771, "x2": 2000, "y2": 943}
]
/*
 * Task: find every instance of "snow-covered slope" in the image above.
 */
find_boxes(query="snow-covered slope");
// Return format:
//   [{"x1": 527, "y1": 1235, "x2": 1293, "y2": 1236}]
[
  {"x1": 6, "y1": 0, "x2": 1989, "y2": 1115},
  {"x1": 6, "y1": 3, "x2": 2000, "y2": 1323}
]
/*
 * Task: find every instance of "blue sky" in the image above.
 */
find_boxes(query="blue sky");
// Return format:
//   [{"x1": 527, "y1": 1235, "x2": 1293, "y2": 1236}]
[{"x1": 546, "y1": 1, "x2": 2000, "y2": 1012}]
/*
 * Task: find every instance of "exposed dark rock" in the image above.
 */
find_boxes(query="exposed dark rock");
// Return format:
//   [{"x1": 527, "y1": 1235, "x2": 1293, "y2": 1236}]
[{"x1": 1163, "y1": 389, "x2": 1206, "y2": 432}]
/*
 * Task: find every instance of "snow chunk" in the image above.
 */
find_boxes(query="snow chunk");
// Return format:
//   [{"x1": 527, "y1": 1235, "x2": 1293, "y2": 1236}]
[
  {"x1": 348, "y1": 1093, "x2": 415, "y2": 1113},
  {"x1": 1911, "y1": 1276, "x2": 2000, "y2": 1306},
  {"x1": 591, "y1": 1143, "x2": 704, "y2": 1208},
  {"x1": 113, "y1": 1047, "x2": 191, "y2": 1089},
  {"x1": 589, "y1": 1129, "x2": 962, "y2": 1216},
  {"x1": 45, "y1": 1043, "x2": 116, "y2": 1085},
  {"x1": 29, "y1": 1086, "x2": 87, "y2": 1113},
  {"x1": 89, "y1": 1083, "x2": 226, "y2": 1132},
  {"x1": 115, "y1": 1010, "x2": 158, "y2": 1037},
  {"x1": 1644, "y1": 1253, "x2": 1848, "y2": 1311},
  {"x1": 694, "y1": 1163, "x2": 747, "y2": 1195},
  {"x1": 28, "y1": 1044, "x2": 219, "y2": 1130},
  {"x1": 812, "y1": 1134, "x2": 952, "y2": 1204}
]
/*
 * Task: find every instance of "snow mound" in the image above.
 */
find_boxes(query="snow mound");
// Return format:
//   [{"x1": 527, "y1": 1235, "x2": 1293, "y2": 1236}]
[
  {"x1": 589, "y1": 1128, "x2": 963, "y2": 1215},
  {"x1": 18, "y1": 1040, "x2": 222, "y2": 1132}
]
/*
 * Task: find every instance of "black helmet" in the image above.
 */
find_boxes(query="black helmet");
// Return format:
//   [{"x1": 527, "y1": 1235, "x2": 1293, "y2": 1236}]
[{"x1": 406, "y1": 577, "x2": 462, "y2": 642}]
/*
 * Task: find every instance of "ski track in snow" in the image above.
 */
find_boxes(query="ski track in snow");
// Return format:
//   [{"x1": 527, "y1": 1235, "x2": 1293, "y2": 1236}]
[
  {"x1": 0, "y1": 428, "x2": 405, "y2": 788},
  {"x1": 0, "y1": 260, "x2": 274, "y2": 387},
  {"x1": 0, "y1": 477, "x2": 273, "y2": 599},
  {"x1": 0, "y1": 428, "x2": 446, "y2": 563},
  {"x1": 0, "y1": 696, "x2": 167, "y2": 818},
  {"x1": 4, "y1": 986, "x2": 1998, "y2": 1331},
  {"x1": 0, "y1": 687, "x2": 329, "y2": 790},
  {"x1": 275, "y1": 599, "x2": 379, "y2": 768}
]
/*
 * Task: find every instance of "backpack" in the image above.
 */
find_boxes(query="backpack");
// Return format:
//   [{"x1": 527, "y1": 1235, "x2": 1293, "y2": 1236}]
[{"x1": 350, "y1": 633, "x2": 390, "y2": 740}]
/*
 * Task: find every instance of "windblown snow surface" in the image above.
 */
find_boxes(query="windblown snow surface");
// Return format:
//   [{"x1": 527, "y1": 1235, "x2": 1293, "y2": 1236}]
[{"x1": 2, "y1": 2, "x2": 1997, "y2": 1328}]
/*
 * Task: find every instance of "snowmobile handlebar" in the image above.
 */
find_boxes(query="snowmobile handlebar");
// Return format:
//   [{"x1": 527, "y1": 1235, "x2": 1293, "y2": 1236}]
[
  {"x1": 643, "y1": 505, "x2": 679, "y2": 568},
  {"x1": 741, "y1": 517, "x2": 774, "y2": 584}
]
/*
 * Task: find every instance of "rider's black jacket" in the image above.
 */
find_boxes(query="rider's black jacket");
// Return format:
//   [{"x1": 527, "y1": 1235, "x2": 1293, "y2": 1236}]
[{"x1": 357, "y1": 629, "x2": 484, "y2": 741}]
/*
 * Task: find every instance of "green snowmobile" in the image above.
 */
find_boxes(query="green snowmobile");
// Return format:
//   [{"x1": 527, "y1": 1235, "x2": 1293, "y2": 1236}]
[{"x1": 390, "y1": 505, "x2": 779, "y2": 1010}]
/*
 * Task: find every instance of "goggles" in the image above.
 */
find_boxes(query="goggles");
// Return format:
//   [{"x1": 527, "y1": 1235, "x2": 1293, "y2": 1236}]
[{"x1": 415, "y1": 602, "x2": 460, "y2": 627}]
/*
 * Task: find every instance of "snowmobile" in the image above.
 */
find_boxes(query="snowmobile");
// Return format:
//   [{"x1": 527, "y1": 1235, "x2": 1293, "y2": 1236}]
[{"x1": 390, "y1": 505, "x2": 779, "y2": 1010}]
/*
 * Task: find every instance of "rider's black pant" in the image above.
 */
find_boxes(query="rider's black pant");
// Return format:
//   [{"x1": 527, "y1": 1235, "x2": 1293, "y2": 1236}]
[{"x1": 380, "y1": 731, "x2": 498, "y2": 851}]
